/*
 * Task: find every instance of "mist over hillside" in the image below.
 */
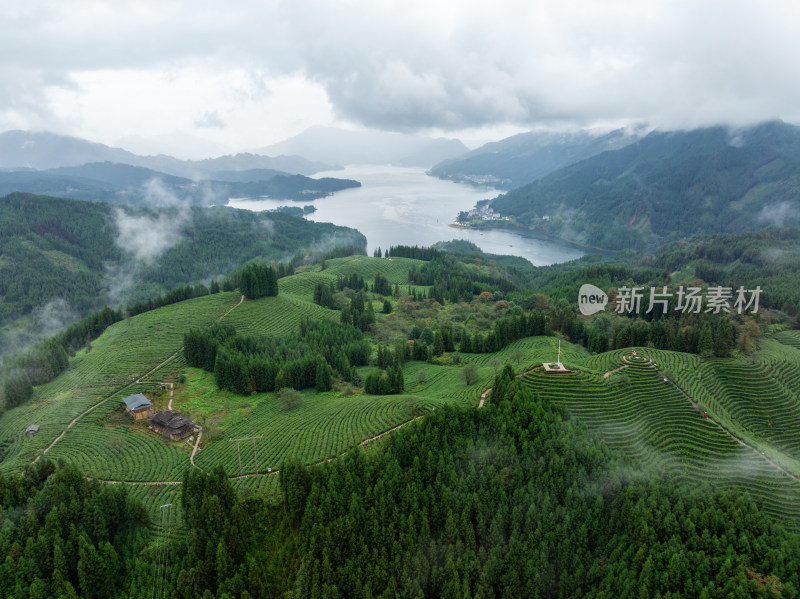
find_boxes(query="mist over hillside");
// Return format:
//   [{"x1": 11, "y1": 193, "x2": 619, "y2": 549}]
[
  {"x1": 429, "y1": 127, "x2": 644, "y2": 189},
  {"x1": 0, "y1": 192, "x2": 365, "y2": 352},
  {"x1": 485, "y1": 121, "x2": 800, "y2": 250}
]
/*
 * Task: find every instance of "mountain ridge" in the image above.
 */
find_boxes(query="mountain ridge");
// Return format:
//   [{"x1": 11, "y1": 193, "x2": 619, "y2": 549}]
[
  {"x1": 0, "y1": 161, "x2": 360, "y2": 206},
  {"x1": 429, "y1": 127, "x2": 644, "y2": 189},
  {"x1": 485, "y1": 121, "x2": 800, "y2": 250},
  {"x1": 256, "y1": 125, "x2": 469, "y2": 167},
  {"x1": 0, "y1": 130, "x2": 337, "y2": 176}
]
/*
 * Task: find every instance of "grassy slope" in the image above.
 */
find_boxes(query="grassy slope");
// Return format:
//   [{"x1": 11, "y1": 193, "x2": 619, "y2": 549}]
[
  {"x1": 524, "y1": 344, "x2": 800, "y2": 529},
  {"x1": 2, "y1": 256, "x2": 799, "y2": 528},
  {"x1": 0, "y1": 292, "x2": 239, "y2": 475}
]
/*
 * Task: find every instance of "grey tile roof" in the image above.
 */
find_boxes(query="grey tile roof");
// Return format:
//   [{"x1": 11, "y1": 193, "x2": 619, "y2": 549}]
[
  {"x1": 122, "y1": 393, "x2": 152, "y2": 411},
  {"x1": 150, "y1": 409, "x2": 195, "y2": 431}
]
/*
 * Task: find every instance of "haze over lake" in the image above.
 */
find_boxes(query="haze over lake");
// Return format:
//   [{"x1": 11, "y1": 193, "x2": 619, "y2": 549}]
[{"x1": 227, "y1": 165, "x2": 586, "y2": 266}]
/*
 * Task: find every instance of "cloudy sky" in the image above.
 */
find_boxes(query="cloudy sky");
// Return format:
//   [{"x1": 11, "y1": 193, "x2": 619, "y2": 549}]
[{"x1": 2, "y1": 0, "x2": 799, "y2": 158}]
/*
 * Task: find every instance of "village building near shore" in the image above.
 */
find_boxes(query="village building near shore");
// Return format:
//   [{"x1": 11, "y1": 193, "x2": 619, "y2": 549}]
[
  {"x1": 122, "y1": 393, "x2": 154, "y2": 420},
  {"x1": 149, "y1": 409, "x2": 197, "y2": 441}
]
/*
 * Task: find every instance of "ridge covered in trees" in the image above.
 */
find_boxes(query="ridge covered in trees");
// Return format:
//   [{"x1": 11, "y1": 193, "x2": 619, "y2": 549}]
[
  {"x1": 0, "y1": 192, "x2": 365, "y2": 329},
  {"x1": 6, "y1": 366, "x2": 797, "y2": 597},
  {"x1": 280, "y1": 368, "x2": 800, "y2": 597},
  {"x1": 184, "y1": 318, "x2": 369, "y2": 395},
  {"x1": 487, "y1": 121, "x2": 800, "y2": 250},
  {"x1": 0, "y1": 164, "x2": 361, "y2": 206}
]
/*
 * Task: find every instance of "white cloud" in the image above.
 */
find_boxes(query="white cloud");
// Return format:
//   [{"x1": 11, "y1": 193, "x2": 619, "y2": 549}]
[
  {"x1": 195, "y1": 110, "x2": 226, "y2": 130},
  {"x1": 2, "y1": 0, "x2": 800, "y2": 154}
]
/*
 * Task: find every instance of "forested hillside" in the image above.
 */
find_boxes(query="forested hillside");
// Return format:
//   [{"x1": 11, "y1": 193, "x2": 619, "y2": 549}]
[
  {"x1": 1, "y1": 242, "x2": 800, "y2": 595},
  {"x1": 0, "y1": 163, "x2": 360, "y2": 205},
  {"x1": 0, "y1": 192, "x2": 365, "y2": 333},
  {"x1": 429, "y1": 127, "x2": 638, "y2": 189},
  {"x1": 3, "y1": 372, "x2": 798, "y2": 597},
  {"x1": 285, "y1": 372, "x2": 800, "y2": 597},
  {"x1": 488, "y1": 121, "x2": 800, "y2": 250},
  {"x1": 506, "y1": 226, "x2": 800, "y2": 316}
]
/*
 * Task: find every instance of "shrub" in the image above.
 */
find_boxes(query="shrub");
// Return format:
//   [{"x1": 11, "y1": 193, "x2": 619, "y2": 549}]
[{"x1": 278, "y1": 387, "x2": 302, "y2": 410}]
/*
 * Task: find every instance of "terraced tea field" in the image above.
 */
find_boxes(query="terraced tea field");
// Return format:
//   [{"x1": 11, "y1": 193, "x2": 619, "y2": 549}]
[
  {"x1": 125, "y1": 483, "x2": 184, "y2": 530},
  {"x1": 324, "y1": 255, "x2": 423, "y2": 285},
  {"x1": 278, "y1": 271, "x2": 339, "y2": 298},
  {"x1": 4, "y1": 255, "x2": 799, "y2": 536},
  {"x1": 220, "y1": 294, "x2": 338, "y2": 338},
  {"x1": 774, "y1": 329, "x2": 800, "y2": 350},
  {"x1": 650, "y1": 339, "x2": 800, "y2": 474},
  {"x1": 194, "y1": 391, "x2": 427, "y2": 476},
  {"x1": 0, "y1": 292, "x2": 240, "y2": 473},
  {"x1": 525, "y1": 347, "x2": 800, "y2": 529}
]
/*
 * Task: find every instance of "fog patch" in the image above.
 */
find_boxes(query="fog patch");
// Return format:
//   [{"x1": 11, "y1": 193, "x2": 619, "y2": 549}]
[
  {"x1": 758, "y1": 201, "x2": 800, "y2": 227},
  {"x1": 259, "y1": 215, "x2": 275, "y2": 236},
  {"x1": 310, "y1": 230, "x2": 366, "y2": 255},
  {"x1": 103, "y1": 263, "x2": 137, "y2": 308},
  {"x1": 726, "y1": 128, "x2": 746, "y2": 148},
  {"x1": 759, "y1": 246, "x2": 789, "y2": 264},
  {"x1": 34, "y1": 298, "x2": 77, "y2": 335},
  {"x1": 114, "y1": 208, "x2": 189, "y2": 265},
  {"x1": 0, "y1": 299, "x2": 78, "y2": 359},
  {"x1": 198, "y1": 181, "x2": 229, "y2": 206},
  {"x1": 105, "y1": 179, "x2": 193, "y2": 306}
]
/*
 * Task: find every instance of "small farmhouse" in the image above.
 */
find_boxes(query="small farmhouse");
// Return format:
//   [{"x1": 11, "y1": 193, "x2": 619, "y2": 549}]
[
  {"x1": 149, "y1": 410, "x2": 197, "y2": 441},
  {"x1": 26, "y1": 424, "x2": 40, "y2": 434},
  {"x1": 122, "y1": 393, "x2": 154, "y2": 420}
]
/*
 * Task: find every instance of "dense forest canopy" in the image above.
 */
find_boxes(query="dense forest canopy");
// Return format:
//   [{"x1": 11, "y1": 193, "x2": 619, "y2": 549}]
[
  {"x1": 487, "y1": 121, "x2": 800, "y2": 250},
  {"x1": 429, "y1": 127, "x2": 638, "y2": 189},
  {"x1": 0, "y1": 192, "x2": 365, "y2": 332},
  {"x1": 3, "y1": 374, "x2": 798, "y2": 597},
  {"x1": 1, "y1": 146, "x2": 800, "y2": 598}
]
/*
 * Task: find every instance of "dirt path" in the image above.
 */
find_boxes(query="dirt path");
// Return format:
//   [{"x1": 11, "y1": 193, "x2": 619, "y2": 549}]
[
  {"x1": 227, "y1": 417, "x2": 428, "y2": 481},
  {"x1": 215, "y1": 294, "x2": 244, "y2": 323},
  {"x1": 101, "y1": 386, "x2": 492, "y2": 485},
  {"x1": 190, "y1": 429, "x2": 203, "y2": 469},
  {"x1": 167, "y1": 383, "x2": 174, "y2": 410},
  {"x1": 98, "y1": 479, "x2": 182, "y2": 486},
  {"x1": 35, "y1": 384, "x2": 134, "y2": 462},
  {"x1": 360, "y1": 415, "x2": 426, "y2": 447},
  {"x1": 135, "y1": 350, "x2": 181, "y2": 384},
  {"x1": 123, "y1": 412, "x2": 432, "y2": 484},
  {"x1": 34, "y1": 295, "x2": 243, "y2": 464},
  {"x1": 478, "y1": 388, "x2": 490, "y2": 409},
  {"x1": 603, "y1": 365, "x2": 629, "y2": 378}
]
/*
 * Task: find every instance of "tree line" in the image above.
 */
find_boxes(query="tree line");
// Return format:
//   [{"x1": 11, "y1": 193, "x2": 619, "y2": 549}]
[
  {"x1": 184, "y1": 318, "x2": 371, "y2": 396},
  {"x1": 0, "y1": 192, "x2": 365, "y2": 326},
  {"x1": 0, "y1": 460, "x2": 151, "y2": 598},
  {"x1": 278, "y1": 366, "x2": 800, "y2": 597},
  {"x1": 1, "y1": 257, "x2": 291, "y2": 413}
]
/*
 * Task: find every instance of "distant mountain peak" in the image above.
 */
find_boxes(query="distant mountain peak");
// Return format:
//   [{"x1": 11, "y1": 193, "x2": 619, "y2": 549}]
[
  {"x1": 429, "y1": 126, "x2": 644, "y2": 189},
  {"x1": 0, "y1": 130, "x2": 338, "y2": 176},
  {"x1": 255, "y1": 126, "x2": 469, "y2": 167}
]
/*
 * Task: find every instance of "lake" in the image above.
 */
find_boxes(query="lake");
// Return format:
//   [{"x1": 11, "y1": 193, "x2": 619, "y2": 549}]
[{"x1": 227, "y1": 165, "x2": 587, "y2": 266}]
